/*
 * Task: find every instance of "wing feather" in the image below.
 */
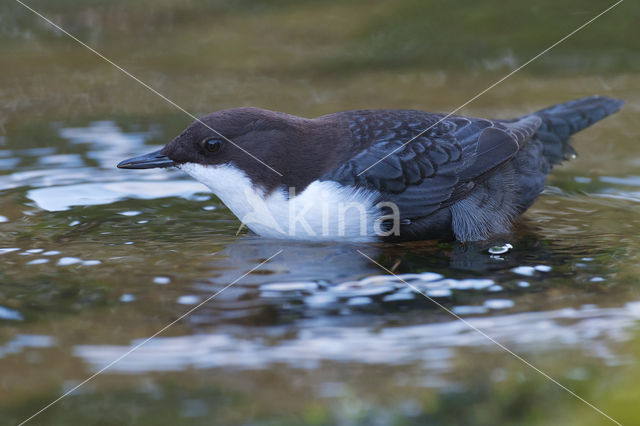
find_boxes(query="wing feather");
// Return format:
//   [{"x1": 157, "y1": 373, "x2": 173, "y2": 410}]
[{"x1": 322, "y1": 110, "x2": 541, "y2": 221}]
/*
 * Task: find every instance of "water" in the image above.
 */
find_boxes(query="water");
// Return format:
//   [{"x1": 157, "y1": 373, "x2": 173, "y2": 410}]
[{"x1": 2, "y1": 1, "x2": 640, "y2": 425}]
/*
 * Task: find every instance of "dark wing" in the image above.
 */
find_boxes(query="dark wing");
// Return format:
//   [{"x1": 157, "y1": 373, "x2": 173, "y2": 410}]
[{"x1": 322, "y1": 110, "x2": 541, "y2": 220}]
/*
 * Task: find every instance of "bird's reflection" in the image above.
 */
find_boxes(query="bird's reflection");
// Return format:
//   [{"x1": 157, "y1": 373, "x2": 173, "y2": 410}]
[
  {"x1": 179, "y1": 226, "x2": 592, "y2": 327},
  {"x1": 206, "y1": 235, "x2": 380, "y2": 286}
]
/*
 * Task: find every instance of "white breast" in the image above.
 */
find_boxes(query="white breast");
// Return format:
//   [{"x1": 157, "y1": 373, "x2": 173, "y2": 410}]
[{"x1": 179, "y1": 163, "x2": 383, "y2": 241}]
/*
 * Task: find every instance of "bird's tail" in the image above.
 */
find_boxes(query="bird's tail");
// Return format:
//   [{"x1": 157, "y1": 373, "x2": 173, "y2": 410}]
[{"x1": 532, "y1": 95, "x2": 624, "y2": 165}]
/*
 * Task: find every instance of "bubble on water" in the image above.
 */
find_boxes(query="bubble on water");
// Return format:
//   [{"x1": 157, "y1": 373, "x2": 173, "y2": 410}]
[
  {"x1": 425, "y1": 288, "x2": 452, "y2": 298},
  {"x1": 177, "y1": 295, "x2": 201, "y2": 305},
  {"x1": 443, "y1": 278, "x2": 494, "y2": 290},
  {"x1": 359, "y1": 275, "x2": 398, "y2": 286},
  {"x1": 488, "y1": 243, "x2": 513, "y2": 255},
  {"x1": 305, "y1": 294, "x2": 337, "y2": 308},
  {"x1": 419, "y1": 272, "x2": 443, "y2": 281},
  {"x1": 347, "y1": 296, "x2": 373, "y2": 306},
  {"x1": 0, "y1": 248, "x2": 20, "y2": 255},
  {"x1": 153, "y1": 276, "x2": 171, "y2": 285},
  {"x1": 26, "y1": 258, "x2": 49, "y2": 265},
  {"x1": 512, "y1": 266, "x2": 536, "y2": 276},
  {"x1": 329, "y1": 281, "x2": 396, "y2": 298},
  {"x1": 57, "y1": 257, "x2": 82, "y2": 266},
  {"x1": 119, "y1": 211, "x2": 141, "y2": 217},
  {"x1": 484, "y1": 299, "x2": 515, "y2": 310},
  {"x1": 259, "y1": 282, "x2": 318, "y2": 292},
  {"x1": 382, "y1": 292, "x2": 415, "y2": 302},
  {"x1": 0, "y1": 306, "x2": 24, "y2": 321},
  {"x1": 120, "y1": 294, "x2": 135, "y2": 303},
  {"x1": 452, "y1": 305, "x2": 488, "y2": 315},
  {"x1": 43, "y1": 250, "x2": 61, "y2": 256},
  {"x1": 471, "y1": 279, "x2": 496, "y2": 290},
  {"x1": 359, "y1": 272, "x2": 443, "y2": 288}
]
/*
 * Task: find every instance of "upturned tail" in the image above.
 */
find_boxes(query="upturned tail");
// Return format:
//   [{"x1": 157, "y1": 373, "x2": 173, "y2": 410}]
[{"x1": 533, "y1": 95, "x2": 624, "y2": 165}]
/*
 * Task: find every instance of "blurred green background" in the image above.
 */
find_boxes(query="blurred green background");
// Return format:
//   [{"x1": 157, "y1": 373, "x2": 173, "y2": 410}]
[
  {"x1": 1, "y1": 0, "x2": 640, "y2": 425},
  {"x1": 1, "y1": 0, "x2": 638, "y2": 128}
]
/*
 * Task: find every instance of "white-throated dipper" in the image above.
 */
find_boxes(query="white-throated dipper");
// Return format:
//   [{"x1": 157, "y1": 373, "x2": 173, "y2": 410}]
[{"x1": 118, "y1": 96, "x2": 623, "y2": 242}]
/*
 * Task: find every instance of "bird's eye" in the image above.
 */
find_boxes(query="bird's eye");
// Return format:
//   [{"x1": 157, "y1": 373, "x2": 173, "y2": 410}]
[{"x1": 202, "y1": 138, "x2": 223, "y2": 154}]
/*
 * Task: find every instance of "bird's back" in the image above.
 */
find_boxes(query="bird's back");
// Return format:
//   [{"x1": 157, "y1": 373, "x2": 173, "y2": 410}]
[{"x1": 319, "y1": 96, "x2": 623, "y2": 241}]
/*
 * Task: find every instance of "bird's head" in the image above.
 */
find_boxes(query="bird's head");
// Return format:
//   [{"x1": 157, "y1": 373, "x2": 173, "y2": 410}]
[{"x1": 118, "y1": 107, "x2": 318, "y2": 193}]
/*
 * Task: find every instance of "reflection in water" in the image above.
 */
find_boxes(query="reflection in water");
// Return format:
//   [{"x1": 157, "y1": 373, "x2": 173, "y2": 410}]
[
  {"x1": 207, "y1": 237, "x2": 378, "y2": 285},
  {"x1": 51, "y1": 232, "x2": 634, "y2": 386},
  {"x1": 0, "y1": 335, "x2": 56, "y2": 358},
  {"x1": 58, "y1": 121, "x2": 158, "y2": 169},
  {"x1": 27, "y1": 180, "x2": 205, "y2": 211},
  {"x1": 73, "y1": 302, "x2": 640, "y2": 374},
  {"x1": 0, "y1": 211, "x2": 625, "y2": 327},
  {"x1": 130, "y1": 235, "x2": 539, "y2": 327},
  {"x1": 0, "y1": 120, "x2": 186, "y2": 190}
]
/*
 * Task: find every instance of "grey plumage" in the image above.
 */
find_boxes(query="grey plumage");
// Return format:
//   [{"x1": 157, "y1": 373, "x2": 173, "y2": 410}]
[
  {"x1": 321, "y1": 96, "x2": 624, "y2": 241},
  {"x1": 119, "y1": 95, "x2": 624, "y2": 242}
]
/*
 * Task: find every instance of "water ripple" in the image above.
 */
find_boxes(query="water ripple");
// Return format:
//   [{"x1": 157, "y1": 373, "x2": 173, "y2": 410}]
[{"x1": 73, "y1": 302, "x2": 640, "y2": 374}]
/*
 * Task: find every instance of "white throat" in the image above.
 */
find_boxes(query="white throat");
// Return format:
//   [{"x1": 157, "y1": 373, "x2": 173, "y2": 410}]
[{"x1": 179, "y1": 163, "x2": 383, "y2": 241}]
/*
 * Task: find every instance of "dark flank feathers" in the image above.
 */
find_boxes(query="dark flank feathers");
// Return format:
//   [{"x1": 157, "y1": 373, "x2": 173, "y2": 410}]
[
  {"x1": 123, "y1": 95, "x2": 623, "y2": 242},
  {"x1": 321, "y1": 96, "x2": 623, "y2": 241}
]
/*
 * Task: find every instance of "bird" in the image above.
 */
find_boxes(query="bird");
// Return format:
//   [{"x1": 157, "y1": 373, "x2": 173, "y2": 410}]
[{"x1": 117, "y1": 96, "x2": 623, "y2": 242}]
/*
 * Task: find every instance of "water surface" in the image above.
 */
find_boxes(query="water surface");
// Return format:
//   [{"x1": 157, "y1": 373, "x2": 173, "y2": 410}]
[{"x1": 1, "y1": 1, "x2": 640, "y2": 425}]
